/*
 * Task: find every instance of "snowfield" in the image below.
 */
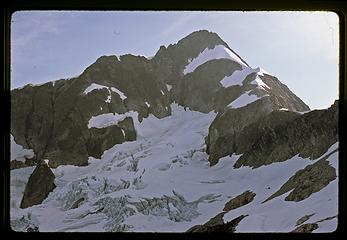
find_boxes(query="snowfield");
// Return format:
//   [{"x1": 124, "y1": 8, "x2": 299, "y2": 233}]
[{"x1": 10, "y1": 104, "x2": 338, "y2": 232}]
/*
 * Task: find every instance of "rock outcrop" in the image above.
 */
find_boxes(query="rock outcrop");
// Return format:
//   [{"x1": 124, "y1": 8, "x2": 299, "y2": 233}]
[
  {"x1": 295, "y1": 214, "x2": 315, "y2": 226},
  {"x1": 20, "y1": 163, "x2": 56, "y2": 208},
  {"x1": 291, "y1": 223, "x2": 319, "y2": 233},
  {"x1": 207, "y1": 100, "x2": 337, "y2": 168},
  {"x1": 223, "y1": 190, "x2": 256, "y2": 212},
  {"x1": 264, "y1": 156, "x2": 337, "y2": 203},
  {"x1": 186, "y1": 213, "x2": 247, "y2": 233},
  {"x1": 234, "y1": 100, "x2": 338, "y2": 169}
]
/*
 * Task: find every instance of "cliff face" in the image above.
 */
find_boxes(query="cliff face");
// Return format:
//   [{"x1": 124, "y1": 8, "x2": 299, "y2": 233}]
[
  {"x1": 207, "y1": 100, "x2": 337, "y2": 168},
  {"x1": 11, "y1": 54, "x2": 169, "y2": 167}
]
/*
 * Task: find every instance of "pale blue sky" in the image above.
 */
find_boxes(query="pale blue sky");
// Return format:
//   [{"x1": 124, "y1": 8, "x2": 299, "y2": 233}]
[{"x1": 11, "y1": 11, "x2": 339, "y2": 109}]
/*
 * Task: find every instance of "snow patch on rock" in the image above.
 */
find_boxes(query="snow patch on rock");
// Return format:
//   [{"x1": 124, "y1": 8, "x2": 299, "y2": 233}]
[
  {"x1": 183, "y1": 45, "x2": 248, "y2": 75},
  {"x1": 110, "y1": 87, "x2": 127, "y2": 101},
  {"x1": 88, "y1": 111, "x2": 138, "y2": 129},
  {"x1": 227, "y1": 91, "x2": 261, "y2": 109},
  {"x1": 84, "y1": 83, "x2": 128, "y2": 103},
  {"x1": 83, "y1": 83, "x2": 109, "y2": 95}
]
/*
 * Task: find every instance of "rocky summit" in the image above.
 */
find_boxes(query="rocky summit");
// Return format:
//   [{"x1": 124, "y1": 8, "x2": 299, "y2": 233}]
[{"x1": 10, "y1": 30, "x2": 338, "y2": 232}]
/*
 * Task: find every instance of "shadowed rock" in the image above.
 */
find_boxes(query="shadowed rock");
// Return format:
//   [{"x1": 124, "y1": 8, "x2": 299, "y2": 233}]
[
  {"x1": 223, "y1": 190, "x2": 256, "y2": 212},
  {"x1": 186, "y1": 213, "x2": 247, "y2": 232},
  {"x1": 263, "y1": 157, "x2": 337, "y2": 203},
  {"x1": 233, "y1": 100, "x2": 338, "y2": 169},
  {"x1": 295, "y1": 213, "x2": 315, "y2": 226},
  {"x1": 291, "y1": 223, "x2": 319, "y2": 233},
  {"x1": 20, "y1": 164, "x2": 56, "y2": 208}
]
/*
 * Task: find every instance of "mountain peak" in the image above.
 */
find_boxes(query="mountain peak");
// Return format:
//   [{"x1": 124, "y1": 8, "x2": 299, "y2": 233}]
[
  {"x1": 10, "y1": 29, "x2": 338, "y2": 233},
  {"x1": 177, "y1": 29, "x2": 225, "y2": 45}
]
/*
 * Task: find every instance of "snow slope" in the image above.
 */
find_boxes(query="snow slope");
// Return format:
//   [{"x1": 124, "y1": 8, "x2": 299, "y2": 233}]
[
  {"x1": 11, "y1": 135, "x2": 34, "y2": 162},
  {"x1": 183, "y1": 45, "x2": 248, "y2": 75},
  {"x1": 10, "y1": 104, "x2": 338, "y2": 232},
  {"x1": 220, "y1": 66, "x2": 270, "y2": 89},
  {"x1": 183, "y1": 46, "x2": 271, "y2": 93},
  {"x1": 227, "y1": 90, "x2": 261, "y2": 109}
]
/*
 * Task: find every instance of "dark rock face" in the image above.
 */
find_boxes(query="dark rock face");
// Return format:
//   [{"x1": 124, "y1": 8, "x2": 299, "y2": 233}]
[
  {"x1": 11, "y1": 53, "x2": 168, "y2": 167},
  {"x1": 20, "y1": 164, "x2": 56, "y2": 208},
  {"x1": 223, "y1": 190, "x2": 256, "y2": 212},
  {"x1": 151, "y1": 30, "x2": 240, "y2": 86},
  {"x1": 187, "y1": 190, "x2": 254, "y2": 232},
  {"x1": 264, "y1": 156, "x2": 337, "y2": 203},
  {"x1": 176, "y1": 59, "x2": 242, "y2": 113},
  {"x1": 206, "y1": 97, "x2": 275, "y2": 165},
  {"x1": 260, "y1": 74, "x2": 310, "y2": 112},
  {"x1": 10, "y1": 157, "x2": 36, "y2": 170},
  {"x1": 205, "y1": 73, "x2": 312, "y2": 166},
  {"x1": 234, "y1": 100, "x2": 338, "y2": 169}
]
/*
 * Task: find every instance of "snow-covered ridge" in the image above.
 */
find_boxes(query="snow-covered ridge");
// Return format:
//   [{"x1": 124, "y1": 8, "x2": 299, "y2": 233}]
[
  {"x1": 183, "y1": 45, "x2": 248, "y2": 75},
  {"x1": 183, "y1": 45, "x2": 271, "y2": 92}
]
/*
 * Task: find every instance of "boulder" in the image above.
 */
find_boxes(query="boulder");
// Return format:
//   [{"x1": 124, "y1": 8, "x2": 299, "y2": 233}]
[
  {"x1": 20, "y1": 164, "x2": 56, "y2": 208},
  {"x1": 223, "y1": 190, "x2": 256, "y2": 212}
]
